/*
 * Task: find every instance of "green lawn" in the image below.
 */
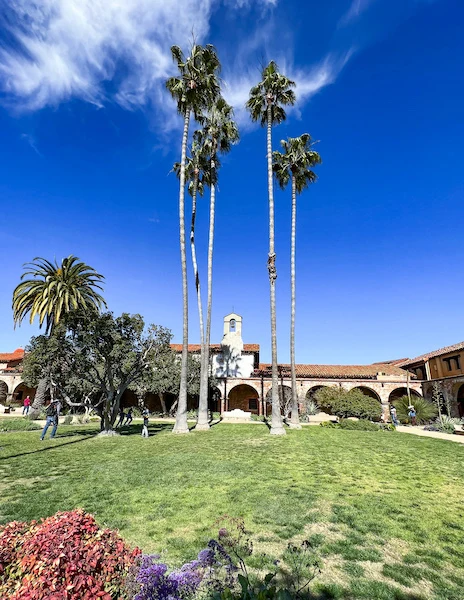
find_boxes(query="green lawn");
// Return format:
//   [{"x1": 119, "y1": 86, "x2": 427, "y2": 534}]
[{"x1": 1, "y1": 421, "x2": 464, "y2": 600}]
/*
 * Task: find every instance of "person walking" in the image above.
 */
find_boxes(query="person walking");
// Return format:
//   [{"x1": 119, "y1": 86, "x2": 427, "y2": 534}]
[
  {"x1": 22, "y1": 396, "x2": 31, "y2": 416},
  {"x1": 408, "y1": 405, "x2": 417, "y2": 426},
  {"x1": 40, "y1": 400, "x2": 60, "y2": 440},
  {"x1": 390, "y1": 406, "x2": 399, "y2": 427},
  {"x1": 116, "y1": 407, "x2": 125, "y2": 428},
  {"x1": 141, "y1": 407, "x2": 149, "y2": 438},
  {"x1": 123, "y1": 407, "x2": 133, "y2": 427}
]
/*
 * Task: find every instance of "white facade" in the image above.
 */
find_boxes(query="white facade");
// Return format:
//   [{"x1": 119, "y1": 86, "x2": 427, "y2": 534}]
[{"x1": 212, "y1": 313, "x2": 255, "y2": 379}]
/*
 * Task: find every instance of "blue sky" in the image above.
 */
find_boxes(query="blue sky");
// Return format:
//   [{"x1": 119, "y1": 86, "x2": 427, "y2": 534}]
[{"x1": 0, "y1": 0, "x2": 463, "y2": 364}]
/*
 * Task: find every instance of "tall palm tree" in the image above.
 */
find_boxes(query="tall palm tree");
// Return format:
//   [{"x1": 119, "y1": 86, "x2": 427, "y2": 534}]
[
  {"x1": 246, "y1": 61, "x2": 296, "y2": 435},
  {"x1": 166, "y1": 44, "x2": 220, "y2": 434},
  {"x1": 195, "y1": 97, "x2": 239, "y2": 430},
  {"x1": 273, "y1": 134, "x2": 321, "y2": 428},
  {"x1": 174, "y1": 138, "x2": 210, "y2": 417},
  {"x1": 12, "y1": 255, "x2": 106, "y2": 417}
]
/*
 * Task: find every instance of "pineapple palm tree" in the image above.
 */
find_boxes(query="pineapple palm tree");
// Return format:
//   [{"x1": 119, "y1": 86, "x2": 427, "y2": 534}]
[
  {"x1": 12, "y1": 255, "x2": 106, "y2": 417},
  {"x1": 246, "y1": 61, "x2": 296, "y2": 435},
  {"x1": 273, "y1": 134, "x2": 321, "y2": 428},
  {"x1": 195, "y1": 97, "x2": 239, "y2": 430},
  {"x1": 166, "y1": 44, "x2": 220, "y2": 434}
]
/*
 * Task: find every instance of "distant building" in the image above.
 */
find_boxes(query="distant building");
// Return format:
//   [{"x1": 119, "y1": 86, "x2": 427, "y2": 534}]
[
  {"x1": 0, "y1": 313, "x2": 425, "y2": 420},
  {"x1": 399, "y1": 342, "x2": 464, "y2": 417},
  {"x1": 0, "y1": 348, "x2": 34, "y2": 406}
]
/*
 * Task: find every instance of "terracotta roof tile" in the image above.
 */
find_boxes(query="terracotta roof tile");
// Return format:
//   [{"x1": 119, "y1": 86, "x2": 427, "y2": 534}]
[
  {"x1": 170, "y1": 343, "x2": 259, "y2": 353},
  {"x1": 399, "y1": 341, "x2": 464, "y2": 367},
  {"x1": 0, "y1": 348, "x2": 25, "y2": 362},
  {"x1": 255, "y1": 363, "x2": 412, "y2": 380}
]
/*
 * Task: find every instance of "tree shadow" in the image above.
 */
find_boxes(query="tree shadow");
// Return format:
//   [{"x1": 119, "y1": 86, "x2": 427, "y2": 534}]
[
  {"x1": 117, "y1": 422, "x2": 173, "y2": 436},
  {"x1": 0, "y1": 432, "x2": 99, "y2": 461}
]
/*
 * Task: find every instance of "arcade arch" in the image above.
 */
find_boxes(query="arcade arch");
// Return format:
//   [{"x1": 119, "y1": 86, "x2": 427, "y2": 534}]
[
  {"x1": 353, "y1": 386, "x2": 381, "y2": 402},
  {"x1": 228, "y1": 384, "x2": 259, "y2": 413},
  {"x1": 456, "y1": 384, "x2": 464, "y2": 418},
  {"x1": 0, "y1": 381, "x2": 7, "y2": 404},
  {"x1": 388, "y1": 387, "x2": 422, "y2": 403},
  {"x1": 266, "y1": 385, "x2": 292, "y2": 417}
]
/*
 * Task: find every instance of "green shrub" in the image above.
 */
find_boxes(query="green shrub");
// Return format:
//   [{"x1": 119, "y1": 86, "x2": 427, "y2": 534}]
[
  {"x1": 63, "y1": 414, "x2": 73, "y2": 425},
  {"x1": 250, "y1": 414, "x2": 266, "y2": 422},
  {"x1": 315, "y1": 387, "x2": 382, "y2": 420},
  {"x1": 394, "y1": 395, "x2": 437, "y2": 424},
  {"x1": 0, "y1": 418, "x2": 41, "y2": 432},
  {"x1": 212, "y1": 412, "x2": 221, "y2": 421},
  {"x1": 320, "y1": 421, "x2": 339, "y2": 428},
  {"x1": 379, "y1": 423, "x2": 396, "y2": 432},
  {"x1": 339, "y1": 419, "x2": 380, "y2": 431},
  {"x1": 301, "y1": 399, "x2": 319, "y2": 422}
]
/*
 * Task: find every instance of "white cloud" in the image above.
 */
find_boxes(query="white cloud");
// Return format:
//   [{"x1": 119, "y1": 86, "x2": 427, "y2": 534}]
[
  {"x1": 1, "y1": 0, "x2": 351, "y2": 133},
  {"x1": 1, "y1": 0, "x2": 215, "y2": 111},
  {"x1": 223, "y1": 50, "x2": 354, "y2": 128},
  {"x1": 20, "y1": 133, "x2": 43, "y2": 157},
  {"x1": 339, "y1": 0, "x2": 376, "y2": 26}
]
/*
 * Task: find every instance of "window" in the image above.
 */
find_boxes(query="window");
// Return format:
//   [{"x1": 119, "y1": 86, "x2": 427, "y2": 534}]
[
  {"x1": 249, "y1": 398, "x2": 258, "y2": 410},
  {"x1": 230, "y1": 319, "x2": 236, "y2": 333},
  {"x1": 443, "y1": 355, "x2": 461, "y2": 372}
]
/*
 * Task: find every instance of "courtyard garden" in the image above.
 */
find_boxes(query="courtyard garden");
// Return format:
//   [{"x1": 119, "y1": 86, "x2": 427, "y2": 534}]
[{"x1": 1, "y1": 422, "x2": 464, "y2": 599}]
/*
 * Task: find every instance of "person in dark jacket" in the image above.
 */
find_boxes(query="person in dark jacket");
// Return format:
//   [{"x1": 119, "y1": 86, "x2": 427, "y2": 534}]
[{"x1": 40, "y1": 400, "x2": 61, "y2": 440}]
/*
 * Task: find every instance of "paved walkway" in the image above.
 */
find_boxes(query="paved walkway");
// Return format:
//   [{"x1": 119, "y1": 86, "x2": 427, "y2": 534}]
[{"x1": 397, "y1": 425, "x2": 464, "y2": 444}]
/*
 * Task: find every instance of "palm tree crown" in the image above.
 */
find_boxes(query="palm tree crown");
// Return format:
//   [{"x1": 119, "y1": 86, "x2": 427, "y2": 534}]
[
  {"x1": 246, "y1": 61, "x2": 296, "y2": 126},
  {"x1": 273, "y1": 134, "x2": 322, "y2": 191},
  {"x1": 173, "y1": 139, "x2": 211, "y2": 198},
  {"x1": 13, "y1": 255, "x2": 106, "y2": 334},
  {"x1": 197, "y1": 97, "x2": 239, "y2": 158},
  {"x1": 166, "y1": 44, "x2": 221, "y2": 118}
]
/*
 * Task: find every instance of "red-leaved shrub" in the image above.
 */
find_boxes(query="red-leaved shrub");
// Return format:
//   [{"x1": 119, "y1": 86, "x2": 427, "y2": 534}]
[{"x1": 0, "y1": 509, "x2": 141, "y2": 599}]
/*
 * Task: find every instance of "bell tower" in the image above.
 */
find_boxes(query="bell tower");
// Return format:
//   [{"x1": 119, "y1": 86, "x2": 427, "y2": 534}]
[{"x1": 223, "y1": 313, "x2": 242, "y2": 337}]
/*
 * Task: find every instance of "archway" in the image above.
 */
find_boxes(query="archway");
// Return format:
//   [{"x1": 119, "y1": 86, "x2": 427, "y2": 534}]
[
  {"x1": 457, "y1": 384, "x2": 464, "y2": 418},
  {"x1": 266, "y1": 385, "x2": 292, "y2": 417},
  {"x1": 0, "y1": 381, "x2": 8, "y2": 405},
  {"x1": 228, "y1": 384, "x2": 259, "y2": 414},
  {"x1": 13, "y1": 383, "x2": 35, "y2": 405},
  {"x1": 305, "y1": 385, "x2": 330, "y2": 401},
  {"x1": 388, "y1": 387, "x2": 422, "y2": 403},
  {"x1": 353, "y1": 386, "x2": 381, "y2": 402}
]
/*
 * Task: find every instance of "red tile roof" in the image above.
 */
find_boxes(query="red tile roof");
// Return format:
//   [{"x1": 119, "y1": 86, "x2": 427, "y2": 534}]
[
  {"x1": 372, "y1": 358, "x2": 408, "y2": 365},
  {"x1": 399, "y1": 341, "x2": 464, "y2": 367},
  {"x1": 170, "y1": 343, "x2": 259, "y2": 353},
  {"x1": 0, "y1": 348, "x2": 25, "y2": 362},
  {"x1": 255, "y1": 363, "x2": 412, "y2": 380}
]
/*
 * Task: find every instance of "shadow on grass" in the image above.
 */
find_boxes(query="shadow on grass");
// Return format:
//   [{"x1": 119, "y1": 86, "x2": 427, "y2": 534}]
[
  {"x1": 306, "y1": 583, "x2": 427, "y2": 600},
  {"x1": 117, "y1": 422, "x2": 173, "y2": 436},
  {"x1": 0, "y1": 431, "x2": 99, "y2": 461}
]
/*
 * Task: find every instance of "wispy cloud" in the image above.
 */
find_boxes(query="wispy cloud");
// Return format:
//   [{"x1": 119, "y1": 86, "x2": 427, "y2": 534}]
[
  {"x1": 20, "y1": 133, "x2": 43, "y2": 157},
  {"x1": 1, "y1": 0, "x2": 350, "y2": 132},
  {"x1": 223, "y1": 50, "x2": 354, "y2": 128},
  {"x1": 339, "y1": 0, "x2": 376, "y2": 26},
  {"x1": 1, "y1": 0, "x2": 215, "y2": 111}
]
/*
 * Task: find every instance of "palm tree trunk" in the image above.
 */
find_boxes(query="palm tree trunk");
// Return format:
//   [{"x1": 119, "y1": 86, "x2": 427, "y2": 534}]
[
  {"x1": 197, "y1": 176, "x2": 216, "y2": 430},
  {"x1": 29, "y1": 378, "x2": 48, "y2": 419},
  {"x1": 188, "y1": 174, "x2": 208, "y2": 431},
  {"x1": 267, "y1": 105, "x2": 285, "y2": 435},
  {"x1": 289, "y1": 175, "x2": 301, "y2": 429},
  {"x1": 173, "y1": 110, "x2": 191, "y2": 434}
]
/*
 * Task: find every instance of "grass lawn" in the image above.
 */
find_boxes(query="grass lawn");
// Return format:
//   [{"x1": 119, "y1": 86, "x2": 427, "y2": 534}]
[{"x1": 1, "y1": 421, "x2": 464, "y2": 599}]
